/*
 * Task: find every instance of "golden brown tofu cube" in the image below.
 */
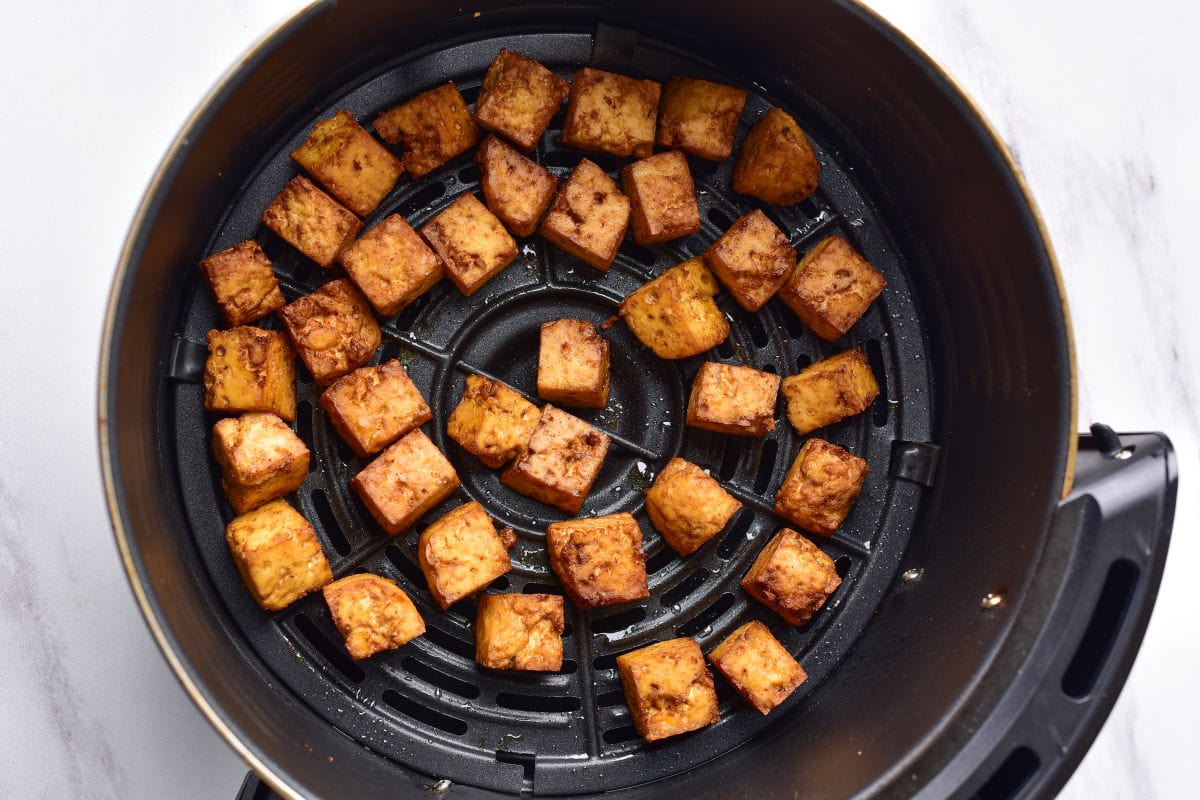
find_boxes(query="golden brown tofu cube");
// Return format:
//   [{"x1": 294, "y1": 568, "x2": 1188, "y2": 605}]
[
  {"x1": 732, "y1": 107, "x2": 820, "y2": 205},
  {"x1": 708, "y1": 620, "x2": 806, "y2": 714},
  {"x1": 337, "y1": 214, "x2": 444, "y2": 316},
  {"x1": 620, "y1": 150, "x2": 701, "y2": 245},
  {"x1": 538, "y1": 158, "x2": 630, "y2": 272},
  {"x1": 291, "y1": 109, "x2": 404, "y2": 217},
  {"x1": 446, "y1": 375, "x2": 540, "y2": 468},
  {"x1": 741, "y1": 527, "x2": 841, "y2": 625},
  {"x1": 420, "y1": 192, "x2": 518, "y2": 296},
  {"x1": 619, "y1": 258, "x2": 729, "y2": 359},
  {"x1": 645, "y1": 457, "x2": 742, "y2": 556},
  {"x1": 546, "y1": 513, "x2": 649, "y2": 608},
  {"x1": 278, "y1": 279, "x2": 381, "y2": 387},
  {"x1": 260, "y1": 175, "x2": 362, "y2": 267},
  {"x1": 703, "y1": 209, "x2": 796, "y2": 312},
  {"x1": 537, "y1": 318, "x2": 610, "y2": 409},
  {"x1": 656, "y1": 76, "x2": 748, "y2": 162},
  {"x1": 781, "y1": 348, "x2": 880, "y2": 435},
  {"x1": 212, "y1": 412, "x2": 310, "y2": 514},
  {"x1": 350, "y1": 430, "x2": 460, "y2": 536},
  {"x1": 199, "y1": 240, "x2": 285, "y2": 326},
  {"x1": 418, "y1": 502, "x2": 512, "y2": 609},
  {"x1": 476, "y1": 135, "x2": 559, "y2": 237},
  {"x1": 501, "y1": 406, "x2": 610, "y2": 514},
  {"x1": 616, "y1": 638, "x2": 719, "y2": 742},
  {"x1": 204, "y1": 326, "x2": 297, "y2": 421},
  {"x1": 778, "y1": 235, "x2": 887, "y2": 341},
  {"x1": 320, "y1": 359, "x2": 432, "y2": 459},
  {"x1": 323, "y1": 573, "x2": 425, "y2": 660},
  {"x1": 562, "y1": 68, "x2": 661, "y2": 158},
  {"x1": 474, "y1": 49, "x2": 570, "y2": 151},
  {"x1": 225, "y1": 499, "x2": 332, "y2": 611},
  {"x1": 475, "y1": 593, "x2": 564, "y2": 671},
  {"x1": 686, "y1": 361, "x2": 780, "y2": 437},
  {"x1": 774, "y1": 438, "x2": 869, "y2": 536},
  {"x1": 373, "y1": 82, "x2": 482, "y2": 178}
]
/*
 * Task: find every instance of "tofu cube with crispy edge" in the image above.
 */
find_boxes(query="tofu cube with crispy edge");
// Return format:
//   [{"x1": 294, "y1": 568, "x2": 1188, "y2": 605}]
[
  {"x1": 708, "y1": 620, "x2": 806, "y2": 714},
  {"x1": 261, "y1": 175, "x2": 362, "y2": 268},
  {"x1": 212, "y1": 412, "x2": 310, "y2": 514},
  {"x1": 781, "y1": 348, "x2": 879, "y2": 435},
  {"x1": 620, "y1": 150, "x2": 701, "y2": 245},
  {"x1": 538, "y1": 159, "x2": 630, "y2": 272},
  {"x1": 323, "y1": 573, "x2": 425, "y2": 660},
  {"x1": 774, "y1": 438, "x2": 869, "y2": 536},
  {"x1": 204, "y1": 326, "x2": 296, "y2": 421},
  {"x1": 351, "y1": 430, "x2": 460, "y2": 536},
  {"x1": 474, "y1": 50, "x2": 570, "y2": 151},
  {"x1": 279, "y1": 279, "x2": 381, "y2": 387},
  {"x1": 562, "y1": 68, "x2": 661, "y2": 158},
  {"x1": 373, "y1": 82, "x2": 482, "y2": 178},
  {"x1": 645, "y1": 458, "x2": 742, "y2": 556},
  {"x1": 703, "y1": 209, "x2": 796, "y2": 312},
  {"x1": 337, "y1": 214, "x2": 444, "y2": 316},
  {"x1": 420, "y1": 192, "x2": 518, "y2": 296},
  {"x1": 320, "y1": 359, "x2": 432, "y2": 459},
  {"x1": 476, "y1": 135, "x2": 559, "y2": 237},
  {"x1": 501, "y1": 405, "x2": 611, "y2": 514},
  {"x1": 686, "y1": 361, "x2": 781, "y2": 437},
  {"x1": 732, "y1": 107, "x2": 820, "y2": 205},
  {"x1": 546, "y1": 512, "x2": 649, "y2": 608},
  {"x1": 741, "y1": 527, "x2": 841, "y2": 625},
  {"x1": 619, "y1": 258, "x2": 729, "y2": 359},
  {"x1": 225, "y1": 499, "x2": 332, "y2": 611},
  {"x1": 656, "y1": 76, "x2": 748, "y2": 162},
  {"x1": 779, "y1": 235, "x2": 887, "y2": 341},
  {"x1": 475, "y1": 593, "x2": 565, "y2": 671},
  {"x1": 291, "y1": 109, "x2": 404, "y2": 217},
  {"x1": 537, "y1": 318, "x2": 610, "y2": 409},
  {"x1": 446, "y1": 375, "x2": 540, "y2": 468},
  {"x1": 418, "y1": 502, "x2": 512, "y2": 609},
  {"x1": 617, "y1": 638, "x2": 719, "y2": 742},
  {"x1": 199, "y1": 240, "x2": 285, "y2": 326}
]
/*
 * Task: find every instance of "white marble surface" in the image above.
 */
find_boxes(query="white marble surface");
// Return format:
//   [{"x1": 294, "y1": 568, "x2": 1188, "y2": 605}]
[{"x1": 0, "y1": 1, "x2": 1195, "y2": 797}]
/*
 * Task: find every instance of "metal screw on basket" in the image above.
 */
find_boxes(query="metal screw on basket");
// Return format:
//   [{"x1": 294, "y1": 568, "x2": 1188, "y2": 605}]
[
  {"x1": 901, "y1": 567, "x2": 924, "y2": 583},
  {"x1": 980, "y1": 593, "x2": 1004, "y2": 610}
]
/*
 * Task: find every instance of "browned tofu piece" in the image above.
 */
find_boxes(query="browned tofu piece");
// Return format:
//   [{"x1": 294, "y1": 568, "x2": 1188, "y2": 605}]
[
  {"x1": 291, "y1": 109, "x2": 404, "y2": 216},
  {"x1": 732, "y1": 107, "x2": 820, "y2": 205},
  {"x1": 199, "y1": 240, "x2": 285, "y2": 326},
  {"x1": 320, "y1": 359, "x2": 432, "y2": 459},
  {"x1": 616, "y1": 638, "x2": 719, "y2": 742},
  {"x1": 261, "y1": 175, "x2": 362, "y2": 267},
  {"x1": 204, "y1": 326, "x2": 296, "y2": 421},
  {"x1": 225, "y1": 499, "x2": 332, "y2": 611},
  {"x1": 774, "y1": 438, "x2": 869, "y2": 536},
  {"x1": 476, "y1": 135, "x2": 559, "y2": 237},
  {"x1": 645, "y1": 458, "x2": 741, "y2": 556},
  {"x1": 417, "y1": 502, "x2": 512, "y2": 609},
  {"x1": 708, "y1": 620, "x2": 806, "y2": 714},
  {"x1": 337, "y1": 214, "x2": 444, "y2": 316},
  {"x1": 537, "y1": 318, "x2": 610, "y2": 409},
  {"x1": 703, "y1": 209, "x2": 796, "y2": 312},
  {"x1": 322, "y1": 573, "x2": 425, "y2": 660},
  {"x1": 420, "y1": 192, "x2": 518, "y2": 296},
  {"x1": 546, "y1": 512, "x2": 649, "y2": 608},
  {"x1": 781, "y1": 348, "x2": 879, "y2": 435},
  {"x1": 474, "y1": 49, "x2": 570, "y2": 151},
  {"x1": 562, "y1": 68, "x2": 661, "y2": 158},
  {"x1": 741, "y1": 527, "x2": 840, "y2": 625},
  {"x1": 779, "y1": 235, "x2": 887, "y2": 341},
  {"x1": 620, "y1": 150, "x2": 701, "y2": 245},
  {"x1": 501, "y1": 406, "x2": 610, "y2": 514},
  {"x1": 475, "y1": 593, "x2": 564, "y2": 671},
  {"x1": 212, "y1": 412, "x2": 310, "y2": 514},
  {"x1": 373, "y1": 82, "x2": 482, "y2": 178},
  {"x1": 350, "y1": 430, "x2": 460, "y2": 536},
  {"x1": 279, "y1": 279, "x2": 381, "y2": 386},
  {"x1": 656, "y1": 76, "x2": 748, "y2": 162},
  {"x1": 619, "y1": 258, "x2": 729, "y2": 359},
  {"x1": 538, "y1": 159, "x2": 630, "y2": 272},
  {"x1": 446, "y1": 375, "x2": 540, "y2": 468},
  {"x1": 686, "y1": 361, "x2": 780, "y2": 437}
]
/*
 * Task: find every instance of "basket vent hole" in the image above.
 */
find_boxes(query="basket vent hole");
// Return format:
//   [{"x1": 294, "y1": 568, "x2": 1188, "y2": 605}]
[
  {"x1": 385, "y1": 545, "x2": 427, "y2": 588},
  {"x1": 718, "y1": 439, "x2": 744, "y2": 481},
  {"x1": 864, "y1": 339, "x2": 890, "y2": 428},
  {"x1": 496, "y1": 693, "x2": 581, "y2": 713},
  {"x1": 707, "y1": 207, "x2": 733, "y2": 230},
  {"x1": 624, "y1": 241, "x2": 659, "y2": 267},
  {"x1": 796, "y1": 353, "x2": 813, "y2": 370},
  {"x1": 661, "y1": 568, "x2": 713, "y2": 608},
  {"x1": 392, "y1": 293, "x2": 430, "y2": 332},
  {"x1": 677, "y1": 592, "x2": 736, "y2": 637},
  {"x1": 1061, "y1": 559, "x2": 1139, "y2": 699},
  {"x1": 718, "y1": 509, "x2": 754, "y2": 560},
  {"x1": 645, "y1": 547, "x2": 676, "y2": 575},
  {"x1": 381, "y1": 690, "x2": 468, "y2": 735},
  {"x1": 752, "y1": 439, "x2": 779, "y2": 495},
  {"x1": 560, "y1": 659, "x2": 579, "y2": 674},
  {"x1": 402, "y1": 656, "x2": 481, "y2": 699},
  {"x1": 490, "y1": 574, "x2": 511, "y2": 591},
  {"x1": 591, "y1": 606, "x2": 647, "y2": 635},
  {"x1": 311, "y1": 490, "x2": 350, "y2": 556},
  {"x1": 685, "y1": 235, "x2": 708, "y2": 256},
  {"x1": 834, "y1": 556, "x2": 852, "y2": 579},
  {"x1": 295, "y1": 401, "x2": 314, "y2": 448},
  {"x1": 542, "y1": 149, "x2": 580, "y2": 169},
  {"x1": 293, "y1": 613, "x2": 364, "y2": 683},
  {"x1": 522, "y1": 582, "x2": 564, "y2": 595},
  {"x1": 975, "y1": 746, "x2": 1040, "y2": 800},
  {"x1": 745, "y1": 313, "x2": 769, "y2": 349},
  {"x1": 399, "y1": 182, "x2": 448, "y2": 217},
  {"x1": 592, "y1": 644, "x2": 641, "y2": 672},
  {"x1": 798, "y1": 198, "x2": 820, "y2": 220},
  {"x1": 597, "y1": 688, "x2": 627, "y2": 707},
  {"x1": 602, "y1": 724, "x2": 640, "y2": 744},
  {"x1": 495, "y1": 750, "x2": 535, "y2": 792},
  {"x1": 782, "y1": 306, "x2": 808, "y2": 339},
  {"x1": 715, "y1": 337, "x2": 735, "y2": 359},
  {"x1": 457, "y1": 164, "x2": 480, "y2": 185},
  {"x1": 333, "y1": 436, "x2": 357, "y2": 467},
  {"x1": 421, "y1": 624, "x2": 477, "y2": 661}
]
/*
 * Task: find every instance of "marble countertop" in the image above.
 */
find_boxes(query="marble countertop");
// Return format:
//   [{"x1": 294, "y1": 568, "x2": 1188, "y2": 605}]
[{"x1": 0, "y1": 1, "x2": 1195, "y2": 797}]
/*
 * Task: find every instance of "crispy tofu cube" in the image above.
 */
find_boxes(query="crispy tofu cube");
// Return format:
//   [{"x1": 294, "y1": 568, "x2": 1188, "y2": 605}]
[
  {"x1": 420, "y1": 192, "x2": 518, "y2": 296},
  {"x1": 199, "y1": 240, "x2": 285, "y2": 326},
  {"x1": 708, "y1": 620, "x2": 806, "y2": 714},
  {"x1": 373, "y1": 82, "x2": 482, "y2": 178},
  {"x1": 320, "y1": 359, "x2": 432, "y2": 458},
  {"x1": 732, "y1": 107, "x2": 820, "y2": 205},
  {"x1": 260, "y1": 175, "x2": 362, "y2": 267},
  {"x1": 741, "y1": 527, "x2": 841, "y2": 625},
  {"x1": 703, "y1": 209, "x2": 796, "y2": 312},
  {"x1": 780, "y1": 348, "x2": 879, "y2": 435},
  {"x1": 291, "y1": 109, "x2": 404, "y2": 216},
  {"x1": 686, "y1": 361, "x2": 780, "y2": 437},
  {"x1": 279, "y1": 279, "x2": 381, "y2": 386},
  {"x1": 225, "y1": 499, "x2": 332, "y2": 611},
  {"x1": 619, "y1": 258, "x2": 729, "y2": 359},
  {"x1": 537, "y1": 318, "x2": 610, "y2": 409},
  {"x1": 538, "y1": 158, "x2": 630, "y2": 272},
  {"x1": 474, "y1": 49, "x2": 570, "y2": 151},
  {"x1": 620, "y1": 150, "x2": 701, "y2": 245},
  {"x1": 446, "y1": 375, "x2": 540, "y2": 468},
  {"x1": 562, "y1": 68, "x2": 661, "y2": 158},
  {"x1": 204, "y1": 326, "x2": 296, "y2": 421},
  {"x1": 350, "y1": 430, "x2": 460, "y2": 536},
  {"x1": 417, "y1": 501, "x2": 512, "y2": 609},
  {"x1": 645, "y1": 458, "x2": 742, "y2": 556},
  {"x1": 656, "y1": 76, "x2": 748, "y2": 162},
  {"x1": 779, "y1": 235, "x2": 887, "y2": 341},
  {"x1": 212, "y1": 412, "x2": 310, "y2": 514},
  {"x1": 323, "y1": 573, "x2": 425, "y2": 660},
  {"x1": 546, "y1": 512, "x2": 649, "y2": 608},
  {"x1": 774, "y1": 438, "x2": 869, "y2": 536},
  {"x1": 476, "y1": 135, "x2": 559, "y2": 237},
  {"x1": 501, "y1": 405, "x2": 610, "y2": 514},
  {"x1": 475, "y1": 593, "x2": 564, "y2": 671},
  {"x1": 337, "y1": 214, "x2": 444, "y2": 316},
  {"x1": 617, "y1": 638, "x2": 719, "y2": 742}
]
